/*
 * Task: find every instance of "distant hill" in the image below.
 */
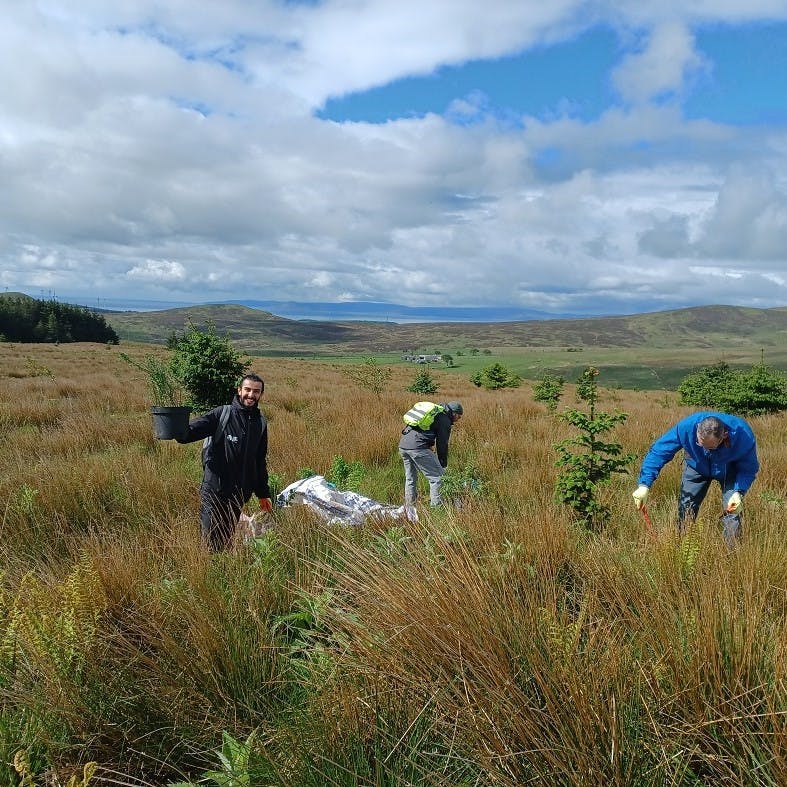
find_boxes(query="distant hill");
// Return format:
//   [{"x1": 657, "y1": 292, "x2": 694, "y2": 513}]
[
  {"x1": 217, "y1": 299, "x2": 562, "y2": 322},
  {"x1": 0, "y1": 291, "x2": 34, "y2": 301},
  {"x1": 103, "y1": 303, "x2": 787, "y2": 356}
]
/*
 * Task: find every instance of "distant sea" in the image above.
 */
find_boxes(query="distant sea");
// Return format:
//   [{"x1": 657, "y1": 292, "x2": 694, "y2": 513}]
[
  {"x1": 15, "y1": 288, "x2": 610, "y2": 322},
  {"x1": 79, "y1": 297, "x2": 195, "y2": 313},
  {"x1": 68, "y1": 296, "x2": 578, "y2": 323}
]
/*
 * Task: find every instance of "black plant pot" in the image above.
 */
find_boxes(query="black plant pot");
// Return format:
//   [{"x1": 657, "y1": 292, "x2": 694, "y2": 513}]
[{"x1": 151, "y1": 406, "x2": 190, "y2": 440}]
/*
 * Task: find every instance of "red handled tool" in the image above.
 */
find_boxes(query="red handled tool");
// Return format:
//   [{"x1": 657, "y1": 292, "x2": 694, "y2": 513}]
[{"x1": 640, "y1": 503, "x2": 655, "y2": 537}]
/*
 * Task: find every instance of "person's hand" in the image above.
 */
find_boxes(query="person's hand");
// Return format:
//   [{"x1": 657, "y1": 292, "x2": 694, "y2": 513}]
[
  {"x1": 632, "y1": 485, "x2": 649, "y2": 510},
  {"x1": 726, "y1": 492, "x2": 743, "y2": 513},
  {"x1": 259, "y1": 497, "x2": 273, "y2": 512}
]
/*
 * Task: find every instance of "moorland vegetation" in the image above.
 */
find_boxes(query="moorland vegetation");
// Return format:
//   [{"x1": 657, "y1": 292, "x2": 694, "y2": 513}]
[
  {"x1": 6, "y1": 293, "x2": 787, "y2": 390},
  {"x1": 101, "y1": 302, "x2": 787, "y2": 359},
  {"x1": 101, "y1": 301, "x2": 787, "y2": 391},
  {"x1": 2, "y1": 340, "x2": 787, "y2": 785}
]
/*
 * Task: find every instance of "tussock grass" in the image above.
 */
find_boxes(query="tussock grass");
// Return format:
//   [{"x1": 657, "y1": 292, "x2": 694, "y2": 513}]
[{"x1": 1, "y1": 341, "x2": 786, "y2": 784}]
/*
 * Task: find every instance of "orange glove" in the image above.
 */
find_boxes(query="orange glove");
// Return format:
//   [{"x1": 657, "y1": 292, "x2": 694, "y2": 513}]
[{"x1": 258, "y1": 497, "x2": 273, "y2": 512}]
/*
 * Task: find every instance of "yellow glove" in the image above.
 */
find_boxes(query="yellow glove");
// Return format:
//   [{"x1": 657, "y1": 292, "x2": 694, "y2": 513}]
[
  {"x1": 726, "y1": 492, "x2": 743, "y2": 513},
  {"x1": 632, "y1": 485, "x2": 649, "y2": 510}
]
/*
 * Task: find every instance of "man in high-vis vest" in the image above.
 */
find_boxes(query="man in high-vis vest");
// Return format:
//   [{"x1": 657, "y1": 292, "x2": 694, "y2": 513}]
[{"x1": 398, "y1": 401, "x2": 463, "y2": 507}]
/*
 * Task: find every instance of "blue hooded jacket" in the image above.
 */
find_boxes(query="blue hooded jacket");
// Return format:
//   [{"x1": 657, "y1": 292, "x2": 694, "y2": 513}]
[{"x1": 638, "y1": 411, "x2": 759, "y2": 492}]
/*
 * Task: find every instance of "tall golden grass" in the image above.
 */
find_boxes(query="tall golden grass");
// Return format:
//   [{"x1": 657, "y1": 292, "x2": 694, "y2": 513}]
[{"x1": 1, "y1": 341, "x2": 786, "y2": 785}]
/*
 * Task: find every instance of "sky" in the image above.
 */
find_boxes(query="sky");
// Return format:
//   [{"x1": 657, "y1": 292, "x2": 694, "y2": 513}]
[{"x1": 2, "y1": 1, "x2": 787, "y2": 318}]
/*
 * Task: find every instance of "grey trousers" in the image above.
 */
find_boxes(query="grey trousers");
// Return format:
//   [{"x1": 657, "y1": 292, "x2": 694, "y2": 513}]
[
  {"x1": 679, "y1": 463, "x2": 742, "y2": 545},
  {"x1": 399, "y1": 447, "x2": 445, "y2": 506}
]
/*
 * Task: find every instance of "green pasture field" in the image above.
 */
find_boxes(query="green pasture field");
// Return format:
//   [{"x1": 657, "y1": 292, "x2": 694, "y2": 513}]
[{"x1": 267, "y1": 343, "x2": 787, "y2": 391}]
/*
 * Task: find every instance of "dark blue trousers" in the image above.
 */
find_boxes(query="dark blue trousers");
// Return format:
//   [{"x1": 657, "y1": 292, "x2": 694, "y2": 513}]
[{"x1": 679, "y1": 463, "x2": 741, "y2": 544}]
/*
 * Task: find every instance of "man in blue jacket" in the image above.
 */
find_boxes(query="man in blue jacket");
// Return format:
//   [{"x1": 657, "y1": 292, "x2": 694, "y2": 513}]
[
  {"x1": 178, "y1": 373, "x2": 271, "y2": 551},
  {"x1": 632, "y1": 411, "x2": 759, "y2": 543}
]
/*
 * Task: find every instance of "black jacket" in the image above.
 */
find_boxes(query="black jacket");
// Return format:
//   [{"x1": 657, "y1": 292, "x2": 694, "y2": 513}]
[
  {"x1": 179, "y1": 395, "x2": 269, "y2": 499},
  {"x1": 398, "y1": 407, "x2": 454, "y2": 468}
]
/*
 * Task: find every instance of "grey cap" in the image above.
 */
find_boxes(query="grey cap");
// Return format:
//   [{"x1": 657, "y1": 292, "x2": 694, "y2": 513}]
[{"x1": 445, "y1": 401, "x2": 463, "y2": 415}]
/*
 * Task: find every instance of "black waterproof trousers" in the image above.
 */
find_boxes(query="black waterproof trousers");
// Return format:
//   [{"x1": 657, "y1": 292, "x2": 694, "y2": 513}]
[{"x1": 199, "y1": 487, "x2": 249, "y2": 551}]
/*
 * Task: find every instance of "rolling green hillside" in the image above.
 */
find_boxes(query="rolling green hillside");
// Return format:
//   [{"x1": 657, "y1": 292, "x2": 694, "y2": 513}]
[
  {"x1": 101, "y1": 302, "x2": 787, "y2": 391},
  {"x1": 104, "y1": 303, "x2": 787, "y2": 356}
]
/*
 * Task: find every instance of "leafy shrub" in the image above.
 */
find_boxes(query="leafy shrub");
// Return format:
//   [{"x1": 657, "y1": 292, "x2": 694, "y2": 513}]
[
  {"x1": 267, "y1": 473, "x2": 284, "y2": 500},
  {"x1": 441, "y1": 463, "x2": 484, "y2": 502},
  {"x1": 677, "y1": 361, "x2": 732, "y2": 410},
  {"x1": 169, "y1": 320, "x2": 250, "y2": 412},
  {"x1": 470, "y1": 362, "x2": 521, "y2": 390},
  {"x1": 327, "y1": 455, "x2": 365, "y2": 491},
  {"x1": 25, "y1": 357, "x2": 55, "y2": 379},
  {"x1": 533, "y1": 373, "x2": 565, "y2": 412},
  {"x1": 407, "y1": 368, "x2": 438, "y2": 395},
  {"x1": 735, "y1": 362, "x2": 787, "y2": 414},
  {"x1": 340, "y1": 357, "x2": 392, "y2": 398},
  {"x1": 678, "y1": 360, "x2": 787, "y2": 415}
]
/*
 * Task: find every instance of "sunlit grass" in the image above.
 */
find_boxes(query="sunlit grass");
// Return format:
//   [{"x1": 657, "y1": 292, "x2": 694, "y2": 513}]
[{"x1": 1, "y1": 341, "x2": 786, "y2": 784}]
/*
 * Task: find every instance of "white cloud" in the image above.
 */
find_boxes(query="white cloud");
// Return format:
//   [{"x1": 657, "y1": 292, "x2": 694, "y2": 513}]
[
  {"x1": 307, "y1": 271, "x2": 334, "y2": 289},
  {"x1": 611, "y1": 21, "x2": 707, "y2": 105},
  {"x1": 126, "y1": 260, "x2": 187, "y2": 283},
  {"x1": 692, "y1": 167, "x2": 787, "y2": 260},
  {"x1": 2, "y1": 2, "x2": 787, "y2": 316}
]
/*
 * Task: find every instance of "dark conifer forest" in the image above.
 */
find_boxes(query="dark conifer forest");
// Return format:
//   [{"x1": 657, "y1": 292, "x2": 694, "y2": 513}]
[{"x1": 0, "y1": 296, "x2": 119, "y2": 344}]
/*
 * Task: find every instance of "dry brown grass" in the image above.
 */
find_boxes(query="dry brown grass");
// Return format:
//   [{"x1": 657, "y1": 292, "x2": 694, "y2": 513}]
[{"x1": 1, "y1": 341, "x2": 787, "y2": 784}]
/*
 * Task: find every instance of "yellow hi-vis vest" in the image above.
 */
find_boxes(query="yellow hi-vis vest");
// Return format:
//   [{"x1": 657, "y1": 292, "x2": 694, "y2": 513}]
[{"x1": 403, "y1": 402, "x2": 444, "y2": 430}]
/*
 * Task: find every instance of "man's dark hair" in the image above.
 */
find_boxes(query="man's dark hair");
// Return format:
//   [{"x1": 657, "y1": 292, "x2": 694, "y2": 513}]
[
  {"x1": 240, "y1": 372, "x2": 264, "y2": 392},
  {"x1": 697, "y1": 416, "x2": 726, "y2": 439}
]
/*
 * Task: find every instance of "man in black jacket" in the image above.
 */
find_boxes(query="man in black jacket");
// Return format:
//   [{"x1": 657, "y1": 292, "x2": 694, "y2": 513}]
[
  {"x1": 398, "y1": 401, "x2": 463, "y2": 507},
  {"x1": 178, "y1": 373, "x2": 271, "y2": 550}
]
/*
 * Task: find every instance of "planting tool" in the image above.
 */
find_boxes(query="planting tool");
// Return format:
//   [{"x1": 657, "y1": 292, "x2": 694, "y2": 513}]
[{"x1": 640, "y1": 503, "x2": 655, "y2": 537}]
